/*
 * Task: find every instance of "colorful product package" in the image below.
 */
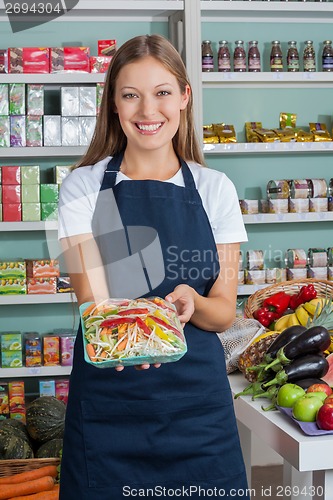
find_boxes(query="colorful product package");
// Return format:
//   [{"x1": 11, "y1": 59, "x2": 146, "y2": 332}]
[
  {"x1": 41, "y1": 203, "x2": 58, "y2": 221},
  {"x1": 54, "y1": 165, "x2": 71, "y2": 184},
  {"x1": 27, "y1": 277, "x2": 57, "y2": 294},
  {"x1": 21, "y1": 165, "x2": 40, "y2": 184},
  {"x1": 96, "y1": 83, "x2": 104, "y2": 115},
  {"x1": 24, "y1": 332, "x2": 42, "y2": 367},
  {"x1": 79, "y1": 116, "x2": 96, "y2": 146},
  {"x1": 43, "y1": 115, "x2": 61, "y2": 146},
  {"x1": 21, "y1": 184, "x2": 40, "y2": 203},
  {"x1": 0, "y1": 49, "x2": 8, "y2": 73},
  {"x1": 8, "y1": 381, "x2": 25, "y2": 422},
  {"x1": 40, "y1": 184, "x2": 59, "y2": 203},
  {"x1": 1, "y1": 166, "x2": 20, "y2": 184},
  {"x1": 279, "y1": 112, "x2": 297, "y2": 129},
  {"x1": 0, "y1": 277, "x2": 26, "y2": 294},
  {"x1": 50, "y1": 47, "x2": 90, "y2": 73},
  {"x1": 9, "y1": 47, "x2": 49, "y2": 74},
  {"x1": 43, "y1": 335, "x2": 60, "y2": 366},
  {"x1": 55, "y1": 379, "x2": 70, "y2": 404},
  {"x1": 1, "y1": 332, "x2": 22, "y2": 351},
  {"x1": 0, "y1": 84, "x2": 9, "y2": 114},
  {"x1": 9, "y1": 83, "x2": 25, "y2": 115},
  {"x1": 59, "y1": 333, "x2": 75, "y2": 366},
  {"x1": 98, "y1": 39, "x2": 116, "y2": 56},
  {"x1": 61, "y1": 117, "x2": 79, "y2": 146},
  {"x1": 26, "y1": 116, "x2": 43, "y2": 147},
  {"x1": 10, "y1": 115, "x2": 26, "y2": 147},
  {"x1": 2, "y1": 184, "x2": 21, "y2": 204},
  {"x1": 26, "y1": 259, "x2": 60, "y2": 278},
  {"x1": 79, "y1": 87, "x2": 97, "y2": 116},
  {"x1": 90, "y1": 56, "x2": 112, "y2": 73},
  {"x1": 27, "y1": 84, "x2": 44, "y2": 115},
  {"x1": 61, "y1": 87, "x2": 79, "y2": 116},
  {"x1": 2, "y1": 350, "x2": 23, "y2": 368},
  {"x1": 57, "y1": 276, "x2": 74, "y2": 294},
  {"x1": 309, "y1": 122, "x2": 332, "y2": 142},
  {"x1": 22, "y1": 203, "x2": 41, "y2": 222},
  {"x1": 245, "y1": 122, "x2": 263, "y2": 143},
  {"x1": 2, "y1": 203, "x2": 22, "y2": 222},
  {"x1": 0, "y1": 261, "x2": 26, "y2": 279},
  {"x1": 0, "y1": 205, "x2": 2, "y2": 221},
  {"x1": 39, "y1": 380, "x2": 56, "y2": 397},
  {"x1": 0, "y1": 384, "x2": 10, "y2": 419},
  {"x1": 0, "y1": 117, "x2": 10, "y2": 147}
]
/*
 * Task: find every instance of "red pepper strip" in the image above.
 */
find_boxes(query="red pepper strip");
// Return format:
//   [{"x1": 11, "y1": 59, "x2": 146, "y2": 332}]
[
  {"x1": 100, "y1": 317, "x2": 136, "y2": 328},
  {"x1": 289, "y1": 284, "x2": 317, "y2": 310},
  {"x1": 150, "y1": 315, "x2": 183, "y2": 340},
  {"x1": 135, "y1": 316, "x2": 152, "y2": 336},
  {"x1": 253, "y1": 307, "x2": 279, "y2": 328},
  {"x1": 150, "y1": 297, "x2": 174, "y2": 312},
  {"x1": 117, "y1": 308, "x2": 149, "y2": 316},
  {"x1": 263, "y1": 291, "x2": 291, "y2": 316}
]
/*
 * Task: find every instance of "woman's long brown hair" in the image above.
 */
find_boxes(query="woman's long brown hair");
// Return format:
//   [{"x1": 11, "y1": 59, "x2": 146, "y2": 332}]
[{"x1": 74, "y1": 34, "x2": 204, "y2": 169}]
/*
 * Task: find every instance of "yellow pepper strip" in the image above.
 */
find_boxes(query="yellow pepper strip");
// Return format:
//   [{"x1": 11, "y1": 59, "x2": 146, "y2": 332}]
[
  {"x1": 154, "y1": 310, "x2": 171, "y2": 325},
  {"x1": 145, "y1": 317, "x2": 170, "y2": 341}
]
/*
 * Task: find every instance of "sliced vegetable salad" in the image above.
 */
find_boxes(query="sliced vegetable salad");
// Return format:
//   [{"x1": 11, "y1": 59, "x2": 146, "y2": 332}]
[{"x1": 80, "y1": 296, "x2": 187, "y2": 368}]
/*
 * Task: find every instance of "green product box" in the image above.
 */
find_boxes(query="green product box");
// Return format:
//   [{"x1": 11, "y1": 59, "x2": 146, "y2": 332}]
[
  {"x1": 0, "y1": 261, "x2": 26, "y2": 279},
  {"x1": 20, "y1": 165, "x2": 40, "y2": 185},
  {"x1": 9, "y1": 83, "x2": 25, "y2": 115},
  {"x1": 22, "y1": 184, "x2": 40, "y2": 203},
  {"x1": 1, "y1": 350, "x2": 23, "y2": 368},
  {"x1": 40, "y1": 184, "x2": 59, "y2": 203},
  {"x1": 0, "y1": 116, "x2": 10, "y2": 148},
  {"x1": 1, "y1": 332, "x2": 22, "y2": 351},
  {"x1": 0, "y1": 84, "x2": 9, "y2": 115},
  {"x1": 26, "y1": 116, "x2": 43, "y2": 147},
  {"x1": 22, "y1": 203, "x2": 41, "y2": 222},
  {"x1": 54, "y1": 165, "x2": 71, "y2": 184},
  {"x1": 41, "y1": 203, "x2": 58, "y2": 221},
  {"x1": 0, "y1": 278, "x2": 27, "y2": 294}
]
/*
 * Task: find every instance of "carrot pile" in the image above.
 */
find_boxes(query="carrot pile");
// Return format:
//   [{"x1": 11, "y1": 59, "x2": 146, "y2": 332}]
[{"x1": 0, "y1": 465, "x2": 59, "y2": 500}]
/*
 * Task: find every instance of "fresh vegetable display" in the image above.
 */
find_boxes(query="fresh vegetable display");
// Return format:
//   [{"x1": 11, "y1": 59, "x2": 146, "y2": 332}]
[
  {"x1": 0, "y1": 465, "x2": 59, "y2": 500},
  {"x1": 80, "y1": 296, "x2": 187, "y2": 368}
]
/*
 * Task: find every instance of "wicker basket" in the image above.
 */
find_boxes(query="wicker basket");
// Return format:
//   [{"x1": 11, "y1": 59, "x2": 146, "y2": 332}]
[
  {"x1": 0, "y1": 458, "x2": 60, "y2": 478},
  {"x1": 245, "y1": 278, "x2": 333, "y2": 319}
]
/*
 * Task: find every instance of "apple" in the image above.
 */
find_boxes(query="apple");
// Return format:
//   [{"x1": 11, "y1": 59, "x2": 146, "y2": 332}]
[
  {"x1": 324, "y1": 394, "x2": 333, "y2": 405},
  {"x1": 307, "y1": 384, "x2": 332, "y2": 397},
  {"x1": 316, "y1": 403, "x2": 333, "y2": 430},
  {"x1": 304, "y1": 391, "x2": 327, "y2": 403},
  {"x1": 292, "y1": 395, "x2": 324, "y2": 422},
  {"x1": 277, "y1": 384, "x2": 305, "y2": 408}
]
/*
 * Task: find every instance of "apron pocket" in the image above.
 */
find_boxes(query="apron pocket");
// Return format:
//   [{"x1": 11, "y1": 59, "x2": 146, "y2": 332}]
[{"x1": 81, "y1": 391, "x2": 243, "y2": 488}]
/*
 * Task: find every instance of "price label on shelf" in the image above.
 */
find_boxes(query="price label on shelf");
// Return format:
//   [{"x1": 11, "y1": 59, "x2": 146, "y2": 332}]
[{"x1": 28, "y1": 367, "x2": 41, "y2": 375}]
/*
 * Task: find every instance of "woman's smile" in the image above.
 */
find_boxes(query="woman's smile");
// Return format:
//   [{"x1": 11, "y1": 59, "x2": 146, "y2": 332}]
[{"x1": 135, "y1": 122, "x2": 164, "y2": 134}]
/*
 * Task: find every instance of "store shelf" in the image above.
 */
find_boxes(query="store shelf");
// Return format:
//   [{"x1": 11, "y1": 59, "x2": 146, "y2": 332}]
[
  {"x1": 237, "y1": 284, "x2": 267, "y2": 296},
  {"x1": 0, "y1": 221, "x2": 58, "y2": 231},
  {"x1": 0, "y1": 74, "x2": 105, "y2": 84},
  {"x1": 203, "y1": 142, "x2": 333, "y2": 155},
  {"x1": 200, "y1": 1, "x2": 333, "y2": 23},
  {"x1": 0, "y1": 146, "x2": 86, "y2": 157},
  {"x1": 0, "y1": 294, "x2": 76, "y2": 305},
  {"x1": 0, "y1": 366, "x2": 72, "y2": 378},
  {"x1": 243, "y1": 212, "x2": 333, "y2": 224}
]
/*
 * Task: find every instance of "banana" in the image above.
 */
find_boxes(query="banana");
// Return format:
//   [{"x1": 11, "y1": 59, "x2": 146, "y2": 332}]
[
  {"x1": 287, "y1": 313, "x2": 300, "y2": 327},
  {"x1": 295, "y1": 305, "x2": 310, "y2": 327},
  {"x1": 303, "y1": 297, "x2": 328, "y2": 316},
  {"x1": 275, "y1": 314, "x2": 294, "y2": 332}
]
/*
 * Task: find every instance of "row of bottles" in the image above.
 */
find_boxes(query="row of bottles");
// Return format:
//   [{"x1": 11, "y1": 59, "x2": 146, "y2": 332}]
[{"x1": 202, "y1": 40, "x2": 333, "y2": 72}]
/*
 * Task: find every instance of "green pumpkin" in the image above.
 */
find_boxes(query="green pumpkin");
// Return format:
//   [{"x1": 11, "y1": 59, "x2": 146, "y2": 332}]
[
  {"x1": 0, "y1": 428, "x2": 34, "y2": 459},
  {"x1": 0, "y1": 419, "x2": 32, "y2": 445},
  {"x1": 36, "y1": 438, "x2": 63, "y2": 458},
  {"x1": 26, "y1": 396, "x2": 66, "y2": 444}
]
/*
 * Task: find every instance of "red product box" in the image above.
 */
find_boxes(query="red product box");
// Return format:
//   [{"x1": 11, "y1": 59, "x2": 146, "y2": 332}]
[
  {"x1": 98, "y1": 40, "x2": 116, "y2": 56},
  {"x1": 9, "y1": 47, "x2": 50, "y2": 74},
  {"x1": 55, "y1": 379, "x2": 70, "y2": 405},
  {"x1": 0, "y1": 49, "x2": 8, "y2": 73},
  {"x1": 26, "y1": 259, "x2": 60, "y2": 278},
  {"x1": 2, "y1": 185, "x2": 21, "y2": 204},
  {"x1": 1, "y1": 166, "x2": 21, "y2": 185},
  {"x1": 90, "y1": 56, "x2": 112, "y2": 74},
  {"x1": 8, "y1": 381, "x2": 25, "y2": 422},
  {"x1": 3, "y1": 203, "x2": 21, "y2": 222},
  {"x1": 50, "y1": 47, "x2": 90, "y2": 73},
  {"x1": 27, "y1": 277, "x2": 57, "y2": 294}
]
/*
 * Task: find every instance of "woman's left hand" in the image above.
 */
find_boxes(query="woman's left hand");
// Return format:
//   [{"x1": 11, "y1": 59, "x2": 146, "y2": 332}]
[{"x1": 165, "y1": 284, "x2": 196, "y2": 326}]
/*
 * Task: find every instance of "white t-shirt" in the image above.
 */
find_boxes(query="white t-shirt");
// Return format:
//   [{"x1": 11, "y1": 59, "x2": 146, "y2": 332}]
[{"x1": 58, "y1": 156, "x2": 248, "y2": 244}]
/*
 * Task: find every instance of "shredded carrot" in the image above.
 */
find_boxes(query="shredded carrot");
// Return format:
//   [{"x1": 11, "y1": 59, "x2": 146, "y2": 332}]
[
  {"x1": 86, "y1": 343, "x2": 97, "y2": 361},
  {"x1": 82, "y1": 303, "x2": 96, "y2": 318}
]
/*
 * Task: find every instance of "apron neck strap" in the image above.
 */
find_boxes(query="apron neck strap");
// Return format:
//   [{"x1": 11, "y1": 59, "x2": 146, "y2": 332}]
[{"x1": 102, "y1": 151, "x2": 196, "y2": 190}]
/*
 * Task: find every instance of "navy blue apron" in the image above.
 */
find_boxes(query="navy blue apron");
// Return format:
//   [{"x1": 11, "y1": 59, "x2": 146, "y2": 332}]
[{"x1": 59, "y1": 153, "x2": 249, "y2": 499}]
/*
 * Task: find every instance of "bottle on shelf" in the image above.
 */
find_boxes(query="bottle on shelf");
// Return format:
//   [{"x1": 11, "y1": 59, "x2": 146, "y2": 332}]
[
  {"x1": 287, "y1": 41, "x2": 299, "y2": 72},
  {"x1": 218, "y1": 40, "x2": 231, "y2": 72},
  {"x1": 233, "y1": 40, "x2": 246, "y2": 72},
  {"x1": 270, "y1": 41, "x2": 283, "y2": 72},
  {"x1": 322, "y1": 40, "x2": 333, "y2": 72},
  {"x1": 202, "y1": 40, "x2": 214, "y2": 72},
  {"x1": 303, "y1": 41, "x2": 316, "y2": 72},
  {"x1": 248, "y1": 41, "x2": 261, "y2": 72}
]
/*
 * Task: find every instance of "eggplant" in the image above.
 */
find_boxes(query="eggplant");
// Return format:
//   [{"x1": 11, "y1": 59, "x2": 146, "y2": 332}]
[
  {"x1": 266, "y1": 325, "x2": 307, "y2": 359},
  {"x1": 265, "y1": 326, "x2": 331, "y2": 371},
  {"x1": 263, "y1": 354, "x2": 329, "y2": 387},
  {"x1": 292, "y1": 378, "x2": 329, "y2": 390}
]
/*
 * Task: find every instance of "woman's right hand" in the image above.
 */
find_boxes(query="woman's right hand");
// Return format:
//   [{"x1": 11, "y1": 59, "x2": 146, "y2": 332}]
[{"x1": 115, "y1": 363, "x2": 161, "y2": 372}]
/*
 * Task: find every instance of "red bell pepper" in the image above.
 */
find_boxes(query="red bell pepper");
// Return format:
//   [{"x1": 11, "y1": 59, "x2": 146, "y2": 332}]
[
  {"x1": 253, "y1": 307, "x2": 279, "y2": 328},
  {"x1": 263, "y1": 291, "x2": 291, "y2": 316},
  {"x1": 150, "y1": 315, "x2": 182, "y2": 340},
  {"x1": 135, "y1": 316, "x2": 152, "y2": 336},
  {"x1": 100, "y1": 317, "x2": 136, "y2": 328},
  {"x1": 289, "y1": 284, "x2": 317, "y2": 310},
  {"x1": 117, "y1": 308, "x2": 149, "y2": 316}
]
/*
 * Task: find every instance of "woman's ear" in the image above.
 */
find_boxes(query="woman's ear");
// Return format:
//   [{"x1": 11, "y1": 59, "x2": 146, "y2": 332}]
[{"x1": 180, "y1": 85, "x2": 191, "y2": 110}]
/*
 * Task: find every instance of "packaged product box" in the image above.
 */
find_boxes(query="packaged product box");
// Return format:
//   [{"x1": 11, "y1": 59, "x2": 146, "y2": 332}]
[
  {"x1": 0, "y1": 117, "x2": 10, "y2": 148},
  {"x1": 43, "y1": 335, "x2": 60, "y2": 366},
  {"x1": 56, "y1": 276, "x2": 74, "y2": 294},
  {"x1": 40, "y1": 184, "x2": 59, "y2": 203},
  {"x1": 2, "y1": 350, "x2": 23, "y2": 368},
  {"x1": 41, "y1": 203, "x2": 58, "y2": 221},
  {"x1": 26, "y1": 259, "x2": 60, "y2": 278},
  {"x1": 2, "y1": 203, "x2": 22, "y2": 222},
  {"x1": 8, "y1": 381, "x2": 26, "y2": 422},
  {"x1": 61, "y1": 117, "x2": 79, "y2": 146},
  {"x1": 26, "y1": 116, "x2": 43, "y2": 147},
  {"x1": 9, "y1": 47, "x2": 49, "y2": 74},
  {"x1": 22, "y1": 203, "x2": 41, "y2": 222},
  {"x1": 0, "y1": 49, "x2": 8, "y2": 73},
  {"x1": 59, "y1": 333, "x2": 75, "y2": 366},
  {"x1": 21, "y1": 184, "x2": 40, "y2": 203},
  {"x1": 0, "y1": 84, "x2": 9, "y2": 114},
  {"x1": 0, "y1": 261, "x2": 26, "y2": 279},
  {"x1": 79, "y1": 116, "x2": 96, "y2": 146},
  {"x1": 54, "y1": 165, "x2": 71, "y2": 184},
  {"x1": 21, "y1": 165, "x2": 40, "y2": 184},
  {"x1": 9, "y1": 83, "x2": 25, "y2": 115},
  {"x1": 90, "y1": 56, "x2": 112, "y2": 74},
  {"x1": 79, "y1": 87, "x2": 97, "y2": 116},
  {"x1": 43, "y1": 115, "x2": 61, "y2": 146},
  {"x1": 0, "y1": 205, "x2": 2, "y2": 221},
  {"x1": 0, "y1": 384, "x2": 10, "y2": 419},
  {"x1": 2, "y1": 184, "x2": 21, "y2": 204},
  {"x1": 1, "y1": 332, "x2": 22, "y2": 351},
  {"x1": 98, "y1": 39, "x2": 116, "y2": 56},
  {"x1": 24, "y1": 332, "x2": 42, "y2": 367},
  {"x1": 27, "y1": 84, "x2": 44, "y2": 115},
  {"x1": 96, "y1": 83, "x2": 104, "y2": 115},
  {"x1": 39, "y1": 380, "x2": 56, "y2": 397},
  {"x1": 61, "y1": 87, "x2": 79, "y2": 116},
  {"x1": 27, "y1": 277, "x2": 57, "y2": 294},
  {"x1": 55, "y1": 379, "x2": 70, "y2": 404},
  {"x1": 2, "y1": 165, "x2": 21, "y2": 184},
  {"x1": 50, "y1": 46, "x2": 90, "y2": 73},
  {"x1": 10, "y1": 115, "x2": 26, "y2": 147},
  {"x1": 0, "y1": 278, "x2": 26, "y2": 294}
]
